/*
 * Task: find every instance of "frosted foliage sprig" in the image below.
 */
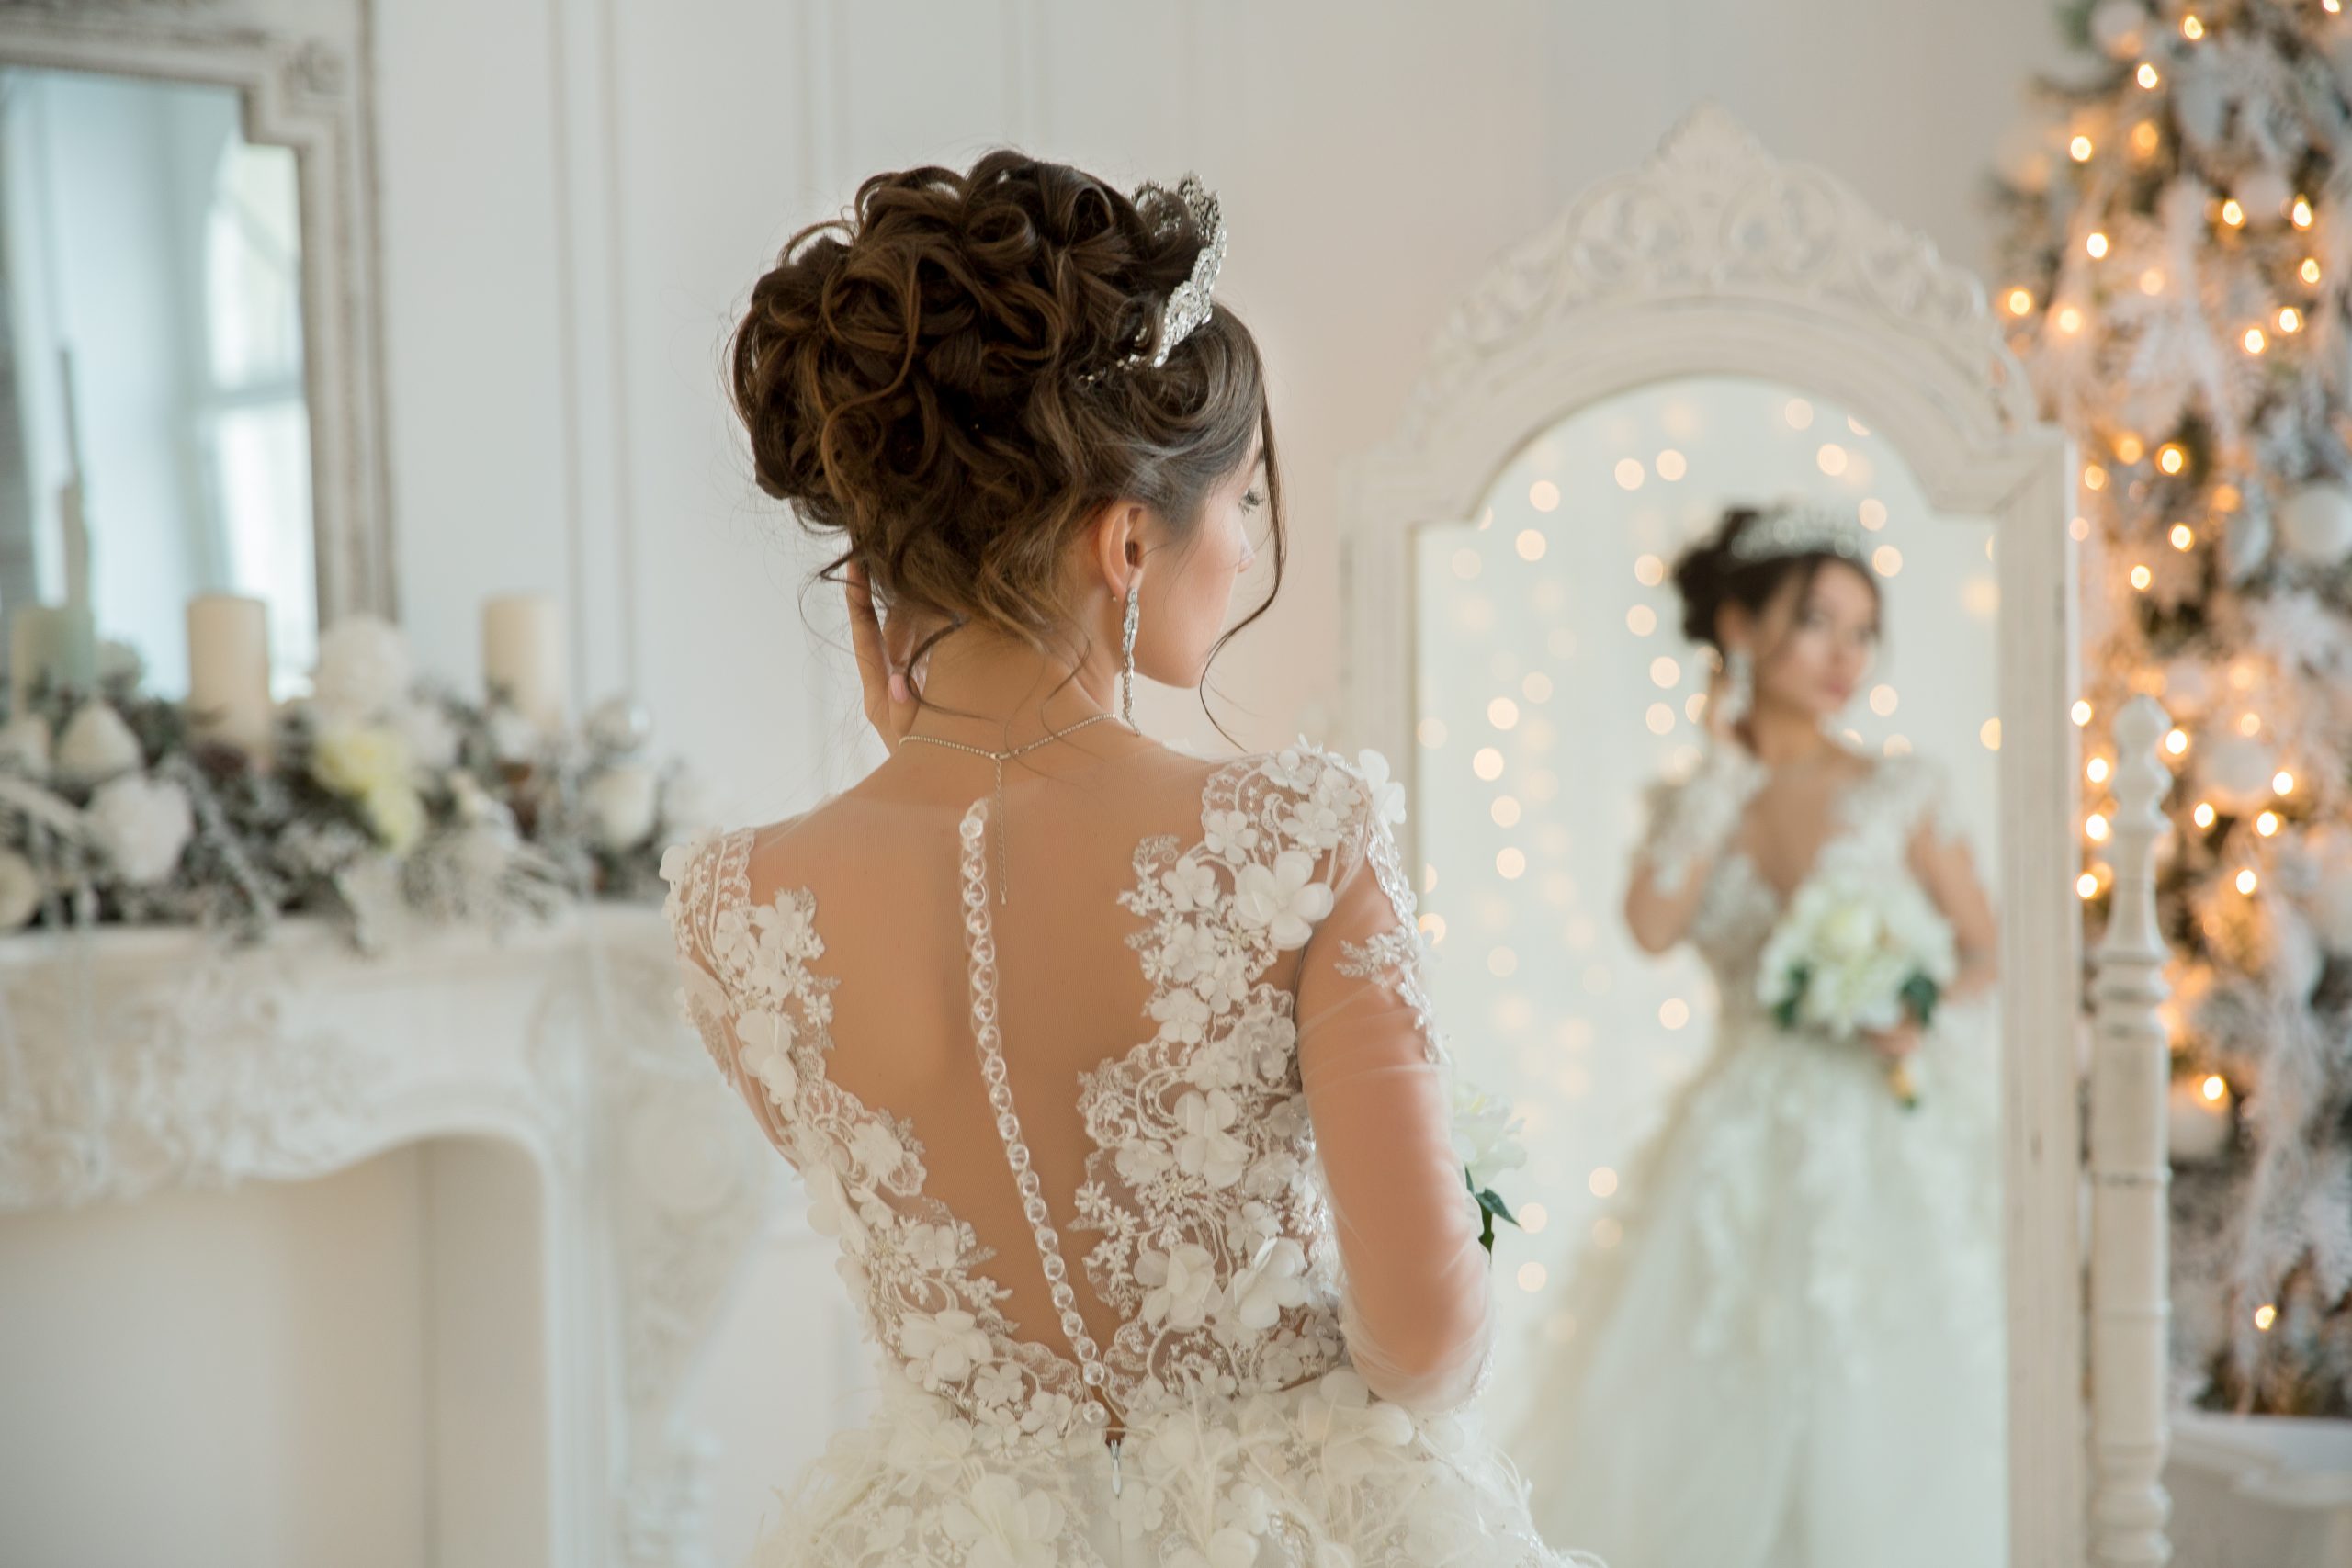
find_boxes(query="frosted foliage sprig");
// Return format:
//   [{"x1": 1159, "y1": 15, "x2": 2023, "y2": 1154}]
[{"x1": 1995, "y1": 0, "x2": 2352, "y2": 1414}]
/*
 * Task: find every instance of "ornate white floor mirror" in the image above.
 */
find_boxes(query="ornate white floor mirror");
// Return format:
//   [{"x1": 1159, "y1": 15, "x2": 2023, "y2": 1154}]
[{"x1": 1339, "y1": 106, "x2": 2129, "y2": 1565}]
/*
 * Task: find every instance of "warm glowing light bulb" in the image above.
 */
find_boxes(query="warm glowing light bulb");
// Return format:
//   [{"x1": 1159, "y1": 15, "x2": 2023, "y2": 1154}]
[
  {"x1": 2007, "y1": 286, "x2": 2034, "y2": 316},
  {"x1": 2257, "y1": 811, "x2": 2280, "y2": 836},
  {"x1": 2137, "y1": 62, "x2": 2161, "y2": 88},
  {"x1": 2255, "y1": 1303, "x2": 2278, "y2": 1331},
  {"x1": 2166, "y1": 728, "x2": 2189, "y2": 754},
  {"x1": 2170, "y1": 524, "x2": 2196, "y2": 549},
  {"x1": 2070, "y1": 134, "x2": 2095, "y2": 162},
  {"x1": 2140, "y1": 266, "x2": 2165, "y2": 294},
  {"x1": 2072, "y1": 699, "x2": 2093, "y2": 727},
  {"x1": 2057, "y1": 305, "x2": 2086, "y2": 334},
  {"x1": 2083, "y1": 461, "x2": 2107, "y2": 489},
  {"x1": 2245, "y1": 326, "x2": 2268, "y2": 354},
  {"x1": 2076, "y1": 871, "x2": 2099, "y2": 899},
  {"x1": 2183, "y1": 14, "x2": 2205, "y2": 39},
  {"x1": 2294, "y1": 197, "x2": 2314, "y2": 229},
  {"x1": 2235, "y1": 868, "x2": 2258, "y2": 895},
  {"x1": 2303, "y1": 257, "x2": 2324, "y2": 285},
  {"x1": 2131, "y1": 563, "x2": 2154, "y2": 591},
  {"x1": 2275, "y1": 770, "x2": 2296, "y2": 795},
  {"x1": 2239, "y1": 712, "x2": 2263, "y2": 737},
  {"x1": 2222, "y1": 198, "x2": 2245, "y2": 226},
  {"x1": 2194, "y1": 802, "x2": 2218, "y2": 829},
  {"x1": 2086, "y1": 813, "x2": 2111, "y2": 841},
  {"x1": 2132, "y1": 120, "x2": 2161, "y2": 157},
  {"x1": 2114, "y1": 433, "x2": 2145, "y2": 463},
  {"x1": 2087, "y1": 756, "x2": 2111, "y2": 784},
  {"x1": 2280, "y1": 307, "x2": 2304, "y2": 333},
  {"x1": 2158, "y1": 444, "x2": 2188, "y2": 475},
  {"x1": 2087, "y1": 231, "x2": 2110, "y2": 259},
  {"x1": 2201, "y1": 1075, "x2": 2227, "y2": 1103}
]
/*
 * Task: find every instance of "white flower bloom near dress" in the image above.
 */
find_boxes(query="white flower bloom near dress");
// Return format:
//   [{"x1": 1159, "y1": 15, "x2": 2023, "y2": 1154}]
[
  {"x1": 1508, "y1": 751, "x2": 2007, "y2": 1568},
  {"x1": 663, "y1": 739, "x2": 1599, "y2": 1567}
]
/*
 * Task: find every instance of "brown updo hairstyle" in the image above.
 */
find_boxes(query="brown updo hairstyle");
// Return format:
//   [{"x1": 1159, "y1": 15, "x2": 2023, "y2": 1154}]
[
  {"x1": 1669, "y1": 504, "x2": 1882, "y2": 653},
  {"x1": 727, "y1": 149, "x2": 1284, "y2": 734}
]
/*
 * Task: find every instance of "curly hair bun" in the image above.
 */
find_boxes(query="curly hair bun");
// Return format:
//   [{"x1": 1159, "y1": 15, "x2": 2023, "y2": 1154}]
[{"x1": 726, "y1": 151, "x2": 1272, "y2": 648}]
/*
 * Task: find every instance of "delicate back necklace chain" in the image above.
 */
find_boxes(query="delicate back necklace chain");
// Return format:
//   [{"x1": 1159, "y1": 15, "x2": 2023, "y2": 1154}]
[{"x1": 896, "y1": 711, "x2": 1124, "y2": 903}]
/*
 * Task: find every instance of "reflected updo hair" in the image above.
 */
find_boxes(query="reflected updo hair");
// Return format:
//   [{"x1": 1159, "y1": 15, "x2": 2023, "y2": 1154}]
[
  {"x1": 727, "y1": 149, "x2": 1284, "y2": 718},
  {"x1": 1669, "y1": 504, "x2": 1882, "y2": 651}
]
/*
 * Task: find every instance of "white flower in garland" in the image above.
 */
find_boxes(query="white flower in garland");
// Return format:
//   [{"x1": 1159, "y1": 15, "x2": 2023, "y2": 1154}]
[
  {"x1": 0, "y1": 714, "x2": 51, "y2": 774},
  {"x1": 390, "y1": 698, "x2": 460, "y2": 773},
  {"x1": 54, "y1": 702, "x2": 141, "y2": 786},
  {"x1": 85, "y1": 773, "x2": 194, "y2": 886},
  {"x1": 311, "y1": 614, "x2": 413, "y2": 722},
  {"x1": 0, "y1": 848, "x2": 40, "y2": 928},
  {"x1": 584, "y1": 762, "x2": 661, "y2": 851}
]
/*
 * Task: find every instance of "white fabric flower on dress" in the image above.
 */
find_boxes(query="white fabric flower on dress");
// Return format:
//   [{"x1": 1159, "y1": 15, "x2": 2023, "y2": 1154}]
[
  {"x1": 54, "y1": 702, "x2": 141, "y2": 786},
  {"x1": 802, "y1": 1160, "x2": 871, "y2": 1255},
  {"x1": 901, "y1": 1306, "x2": 996, "y2": 1385},
  {"x1": 1353, "y1": 748, "x2": 1408, "y2": 826},
  {"x1": 940, "y1": 1472, "x2": 1067, "y2": 1568},
  {"x1": 1152, "y1": 986, "x2": 1213, "y2": 1045},
  {"x1": 1231, "y1": 850, "x2": 1333, "y2": 949},
  {"x1": 1229, "y1": 1235, "x2": 1308, "y2": 1330},
  {"x1": 1139, "y1": 1242, "x2": 1220, "y2": 1329},
  {"x1": 1176, "y1": 1089, "x2": 1250, "y2": 1188},
  {"x1": 734, "y1": 1008, "x2": 798, "y2": 1103},
  {"x1": 1203, "y1": 807, "x2": 1260, "y2": 861},
  {"x1": 86, "y1": 773, "x2": 194, "y2": 885},
  {"x1": 1160, "y1": 858, "x2": 1220, "y2": 912},
  {"x1": 1116, "y1": 1136, "x2": 1176, "y2": 1189}
]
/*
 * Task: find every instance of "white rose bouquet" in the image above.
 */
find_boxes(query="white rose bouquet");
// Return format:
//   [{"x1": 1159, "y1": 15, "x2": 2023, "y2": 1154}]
[{"x1": 1754, "y1": 871, "x2": 1957, "y2": 1109}]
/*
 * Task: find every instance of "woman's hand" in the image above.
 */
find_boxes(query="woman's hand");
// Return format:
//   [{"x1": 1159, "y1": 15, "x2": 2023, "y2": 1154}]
[
  {"x1": 1704, "y1": 649, "x2": 1753, "y2": 750},
  {"x1": 846, "y1": 559, "x2": 922, "y2": 748},
  {"x1": 1862, "y1": 1018, "x2": 1922, "y2": 1062}
]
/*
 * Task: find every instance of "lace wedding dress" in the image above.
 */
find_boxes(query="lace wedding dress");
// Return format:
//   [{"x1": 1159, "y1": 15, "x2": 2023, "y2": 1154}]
[
  {"x1": 662, "y1": 737, "x2": 1598, "y2": 1567},
  {"x1": 1506, "y1": 746, "x2": 2007, "y2": 1567}
]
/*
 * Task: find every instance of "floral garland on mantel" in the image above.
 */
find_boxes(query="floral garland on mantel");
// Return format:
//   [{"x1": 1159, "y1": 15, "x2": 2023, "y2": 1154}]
[{"x1": 0, "y1": 615, "x2": 709, "y2": 953}]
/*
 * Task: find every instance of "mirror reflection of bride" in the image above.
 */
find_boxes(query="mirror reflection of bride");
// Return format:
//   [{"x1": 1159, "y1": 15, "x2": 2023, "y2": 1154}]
[{"x1": 1508, "y1": 502, "x2": 2008, "y2": 1568}]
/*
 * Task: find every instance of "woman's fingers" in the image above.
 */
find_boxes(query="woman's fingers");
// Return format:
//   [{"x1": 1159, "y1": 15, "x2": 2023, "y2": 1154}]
[{"x1": 845, "y1": 560, "x2": 893, "y2": 723}]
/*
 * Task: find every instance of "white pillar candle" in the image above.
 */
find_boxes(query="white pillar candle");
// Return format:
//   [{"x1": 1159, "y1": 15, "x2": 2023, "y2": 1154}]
[
  {"x1": 187, "y1": 593, "x2": 275, "y2": 761},
  {"x1": 9, "y1": 602, "x2": 94, "y2": 715},
  {"x1": 482, "y1": 593, "x2": 566, "y2": 734}
]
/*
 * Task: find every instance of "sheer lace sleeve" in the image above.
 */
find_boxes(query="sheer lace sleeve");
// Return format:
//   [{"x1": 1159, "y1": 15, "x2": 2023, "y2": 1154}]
[
  {"x1": 1293, "y1": 750, "x2": 1495, "y2": 1416},
  {"x1": 1634, "y1": 739, "x2": 1769, "y2": 897},
  {"x1": 659, "y1": 825, "x2": 800, "y2": 1156}
]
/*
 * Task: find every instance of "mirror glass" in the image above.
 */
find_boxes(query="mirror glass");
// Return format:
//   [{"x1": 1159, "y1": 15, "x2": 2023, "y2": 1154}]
[
  {"x1": 1418, "y1": 376, "x2": 2011, "y2": 1562},
  {"x1": 0, "y1": 64, "x2": 316, "y2": 702}
]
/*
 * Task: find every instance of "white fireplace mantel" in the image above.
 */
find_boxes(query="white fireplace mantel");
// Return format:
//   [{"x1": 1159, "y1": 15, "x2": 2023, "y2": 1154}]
[{"x1": 0, "y1": 903, "x2": 775, "y2": 1568}]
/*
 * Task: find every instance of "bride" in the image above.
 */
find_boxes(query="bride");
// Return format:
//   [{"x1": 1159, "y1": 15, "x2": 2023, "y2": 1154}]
[
  {"x1": 661, "y1": 150, "x2": 1596, "y2": 1565},
  {"x1": 1507, "y1": 502, "x2": 2007, "y2": 1567}
]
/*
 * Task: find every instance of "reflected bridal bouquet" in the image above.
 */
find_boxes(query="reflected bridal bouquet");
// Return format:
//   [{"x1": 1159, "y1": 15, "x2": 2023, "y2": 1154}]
[
  {"x1": 1754, "y1": 872, "x2": 1956, "y2": 1110},
  {"x1": 1451, "y1": 1071, "x2": 1527, "y2": 1253}
]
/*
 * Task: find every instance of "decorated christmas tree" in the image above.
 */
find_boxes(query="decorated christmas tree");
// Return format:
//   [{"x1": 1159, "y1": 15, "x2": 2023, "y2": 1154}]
[{"x1": 1994, "y1": 0, "x2": 2352, "y2": 1416}]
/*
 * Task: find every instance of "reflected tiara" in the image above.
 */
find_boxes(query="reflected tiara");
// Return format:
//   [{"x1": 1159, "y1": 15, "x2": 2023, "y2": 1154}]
[
  {"x1": 1084, "y1": 174, "x2": 1227, "y2": 380},
  {"x1": 1725, "y1": 500, "x2": 1870, "y2": 567}
]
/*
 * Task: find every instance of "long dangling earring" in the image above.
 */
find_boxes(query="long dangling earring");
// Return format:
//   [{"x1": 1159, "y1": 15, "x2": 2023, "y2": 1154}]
[
  {"x1": 1120, "y1": 575, "x2": 1141, "y2": 729},
  {"x1": 1724, "y1": 646, "x2": 1755, "y2": 727}
]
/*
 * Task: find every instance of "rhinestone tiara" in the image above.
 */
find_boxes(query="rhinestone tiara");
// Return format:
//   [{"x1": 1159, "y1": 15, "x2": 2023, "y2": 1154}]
[
  {"x1": 1085, "y1": 174, "x2": 1226, "y2": 379},
  {"x1": 1724, "y1": 500, "x2": 1870, "y2": 567}
]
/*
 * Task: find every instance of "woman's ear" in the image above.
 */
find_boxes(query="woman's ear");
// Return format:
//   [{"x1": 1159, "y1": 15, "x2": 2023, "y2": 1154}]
[{"x1": 1090, "y1": 500, "x2": 1148, "y2": 595}]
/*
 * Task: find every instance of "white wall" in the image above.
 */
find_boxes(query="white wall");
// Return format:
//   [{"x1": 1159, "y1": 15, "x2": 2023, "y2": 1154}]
[{"x1": 358, "y1": 1, "x2": 2076, "y2": 1557}]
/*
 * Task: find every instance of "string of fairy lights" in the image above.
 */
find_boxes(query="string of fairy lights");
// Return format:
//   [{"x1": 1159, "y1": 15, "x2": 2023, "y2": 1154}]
[{"x1": 1993, "y1": 1, "x2": 2352, "y2": 1388}]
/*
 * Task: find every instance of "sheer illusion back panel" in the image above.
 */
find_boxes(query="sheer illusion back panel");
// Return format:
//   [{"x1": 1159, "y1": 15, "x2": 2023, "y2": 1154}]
[
  {"x1": 666, "y1": 739, "x2": 1495, "y2": 1427},
  {"x1": 735, "y1": 750, "x2": 1216, "y2": 1384}
]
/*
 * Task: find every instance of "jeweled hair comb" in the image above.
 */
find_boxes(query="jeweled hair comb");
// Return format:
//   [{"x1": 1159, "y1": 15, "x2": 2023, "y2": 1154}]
[{"x1": 1082, "y1": 173, "x2": 1226, "y2": 381}]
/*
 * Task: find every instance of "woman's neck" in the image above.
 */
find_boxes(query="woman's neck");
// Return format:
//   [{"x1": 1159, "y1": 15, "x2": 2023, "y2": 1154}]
[
  {"x1": 901, "y1": 623, "x2": 1125, "y2": 751},
  {"x1": 1741, "y1": 701, "x2": 1832, "y2": 769}
]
